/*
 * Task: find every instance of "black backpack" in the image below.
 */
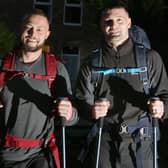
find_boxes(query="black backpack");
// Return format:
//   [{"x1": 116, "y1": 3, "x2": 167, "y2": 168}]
[{"x1": 90, "y1": 25, "x2": 151, "y2": 97}]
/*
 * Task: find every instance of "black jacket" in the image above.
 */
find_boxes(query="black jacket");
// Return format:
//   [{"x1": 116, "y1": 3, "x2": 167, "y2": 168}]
[{"x1": 76, "y1": 38, "x2": 168, "y2": 124}]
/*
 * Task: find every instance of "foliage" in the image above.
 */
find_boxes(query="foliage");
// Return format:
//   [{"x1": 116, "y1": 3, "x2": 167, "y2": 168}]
[
  {"x1": 128, "y1": 0, "x2": 165, "y2": 23},
  {"x1": 86, "y1": 0, "x2": 165, "y2": 12},
  {"x1": 85, "y1": 0, "x2": 111, "y2": 10},
  {"x1": 85, "y1": 0, "x2": 166, "y2": 26},
  {"x1": 136, "y1": 0, "x2": 164, "y2": 16},
  {"x1": 0, "y1": 22, "x2": 15, "y2": 57}
]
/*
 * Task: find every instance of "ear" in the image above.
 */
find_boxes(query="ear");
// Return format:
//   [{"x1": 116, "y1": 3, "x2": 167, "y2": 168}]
[
  {"x1": 128, "y1": 18, "x2": 132, "y2": 29},
  {"x1": 45, "y1": 30, "x2": 51, "y2": 40}
]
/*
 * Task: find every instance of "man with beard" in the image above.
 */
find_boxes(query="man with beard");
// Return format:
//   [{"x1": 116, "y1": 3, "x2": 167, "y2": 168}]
[
  {"x1": 76, "y1": 2, "x2": 168, "y2": 168},
  {"x1": 0, "y1": 9, "x2": 78, "y2": 168}
]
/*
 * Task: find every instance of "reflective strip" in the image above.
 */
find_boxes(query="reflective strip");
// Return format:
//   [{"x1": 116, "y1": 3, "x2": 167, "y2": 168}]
[{"x1": 94, "y1": 67, "x2": 147, "y2": 75}]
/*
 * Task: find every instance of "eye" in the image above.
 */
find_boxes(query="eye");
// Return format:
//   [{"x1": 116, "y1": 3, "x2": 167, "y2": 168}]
[
  {"x1": 24, "y1": 24, "x2": 32, "y2": 31},
  {"x1": 117, "y1": 18, "x2": 124, "y2": 24},
  {"x1": 104, "y1": 19, "x2": 113, "y2": 25},
  {"x1": 37, "y1": 29, "x2": 42, "y2": 32},
  {"x1": 37, "y1": 28, "x2": 45, "y2": 34}
]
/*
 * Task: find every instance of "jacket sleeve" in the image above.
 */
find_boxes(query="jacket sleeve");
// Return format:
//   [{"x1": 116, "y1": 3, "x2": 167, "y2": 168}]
[
  {"x1": 147, "y1": 49, "x2": 168, "y2": 119},
  {"x1": 75, "y1": 61, "x2": 95, "y2": 122},
  {"x1": 55, "y1": 61, "x2": 78, "y2": 126}
]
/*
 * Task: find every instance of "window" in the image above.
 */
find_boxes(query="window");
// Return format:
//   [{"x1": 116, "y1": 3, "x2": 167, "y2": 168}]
[
  {"x1": 33, "y1": 0, "x2": 53, "y2": 23},
  {"x1": 63, "y1": 0, "x2": 83, "y2": 26},
  {"x1": 62, "y1": 46, "x2": 80, "y2": 89}
]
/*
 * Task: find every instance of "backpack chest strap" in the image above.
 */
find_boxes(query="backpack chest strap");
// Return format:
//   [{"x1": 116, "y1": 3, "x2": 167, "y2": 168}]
[
  {"x1": 1, "y1": 70, "x2": 55, "y2": 85},
  {"x1": 93, "y1": 67, "x2": 147, "y2": 76},
  {"x1": 0, "y1": 52, "x2": 57, "y2": 89},
  {"x1": 24, "y1": 72, "x2": 55, "y2": 82}
]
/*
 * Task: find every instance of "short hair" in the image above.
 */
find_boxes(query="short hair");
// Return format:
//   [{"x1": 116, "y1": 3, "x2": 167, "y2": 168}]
[
  {"x1": 21, "y1": 8, "x2": 50, "y2": 27},
  {"x1": 100, "y1": 1, "x2": 130, "y2": 19}
]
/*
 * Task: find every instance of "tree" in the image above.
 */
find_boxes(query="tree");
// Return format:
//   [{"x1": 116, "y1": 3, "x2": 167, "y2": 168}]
[
  {"x1": 0, "y1": 22, "x2": 15, "y2": 57},
  {"x1": 86, "y1": 0, "x2": 166, "y2": 27},
  {"x1": 128, "y1": 0, "x2": 165, "y2": 26}
]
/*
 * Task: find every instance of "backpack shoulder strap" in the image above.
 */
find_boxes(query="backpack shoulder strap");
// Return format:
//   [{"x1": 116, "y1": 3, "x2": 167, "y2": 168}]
[
  {"x1": 45, "y1": 52, "x2": 57, "y2": 89},
  {"x1": 0, "y1": 52, "x2": 15, "y2": 89},
  {"x1": 2, "y1": 52, "x2": 15, "y2": 70},
  {"x1": 129, "y1": 25, "x2": 151, "y2": 49},
  {"x1": 134, "y1": 43, "x2": 150, "y2": 97},
  {"x1": 129, "y1": 25, "x2": 151, "y2": 97}
]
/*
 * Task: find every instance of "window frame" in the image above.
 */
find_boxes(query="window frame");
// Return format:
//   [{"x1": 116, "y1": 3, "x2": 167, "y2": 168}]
[
  {"x1": 61, "y1": 46, "x2": 80, "y2": 88},
  {"x1": 33, "y1": 0, "x2": 53, "y2": 23},
  {"x1": 63, "y1": 0, "x2": 83, "y2": 26}
]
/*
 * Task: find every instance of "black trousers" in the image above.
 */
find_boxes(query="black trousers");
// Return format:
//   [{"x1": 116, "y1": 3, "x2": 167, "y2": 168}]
[
  {"x1": 0, "y1": 152, "x2": 56, "y2": 168},
  {"x1": 82, "y1": 131, "x2": 153, "y2": 168}
]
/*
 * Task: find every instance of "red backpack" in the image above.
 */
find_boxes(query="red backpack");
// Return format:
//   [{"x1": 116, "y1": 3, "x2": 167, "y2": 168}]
[
  {"x1": 0, "y1": 51, "x2": 57, "y2": 90},
  {"x1": 0, "y1": 51, "x2": 61, "y2": 168}
]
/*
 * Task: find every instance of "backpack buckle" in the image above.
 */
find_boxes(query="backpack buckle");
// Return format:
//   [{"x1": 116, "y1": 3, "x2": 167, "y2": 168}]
[
  {"x1": 119, "y1": 123, "x2": 128, "y2": 134},
  {"x1": 116, "y1": 68, "x2": 125, "y2": 73},
  {"x1": 49, "y1": 76, "x2": 55, "y2": 81},
  {"x1": 23, "y1": 72, "x2": 29, "y2": 78},
  {"x1": 139, "y1": 127, "x2": 151, "y2": 139},
  {"x1": 140, "y1": 67, "x2": 147, "y2": 72}
]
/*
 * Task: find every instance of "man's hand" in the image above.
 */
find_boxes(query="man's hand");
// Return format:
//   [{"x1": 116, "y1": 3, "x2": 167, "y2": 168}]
[
  {"x1": 57, "y1": 99, "x2": 73, "y2": 121},
  {"x1": 148, "y1": 98, "x2": 164, "y2": 119},
  {"x1": 92, "y1": 99, "x2": 110, "y2": 120}
]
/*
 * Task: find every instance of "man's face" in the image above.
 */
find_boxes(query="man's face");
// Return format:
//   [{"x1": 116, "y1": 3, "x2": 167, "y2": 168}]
[
  {"x1": 21, "y1": 14, "x2": 50, "y2": 52},
  {"x1": 100, "y1": 7, "x2": 131, "y2": 45}
]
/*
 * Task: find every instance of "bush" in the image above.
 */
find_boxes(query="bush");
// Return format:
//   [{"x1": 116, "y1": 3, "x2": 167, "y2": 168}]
[{"x1": 0, "y1": 22, "x2": 15, "y2": 58}]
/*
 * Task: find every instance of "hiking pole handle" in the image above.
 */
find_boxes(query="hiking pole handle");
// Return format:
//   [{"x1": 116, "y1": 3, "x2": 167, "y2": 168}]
[
  {"x1": 150, "y1": 97, "x2": 160, "y2": 168},
  {"x1": 61, "y1": 117, "x2": 66, "y2": 126},
  {"x1": 57, "y1": 97, "x2": 69, "y2": 126},
  {"x1": 152, "y1": 118, "x2": 158, "y2": 127},
  {"x1": 97, "y1": 97, "x2": 109, "y2": 128},
  {"x1": 150, "y1": 97, "x2": 160, "y2": 127},
  {"x1": 99, "y1": 117, "x2": 104, "y2": 129}
]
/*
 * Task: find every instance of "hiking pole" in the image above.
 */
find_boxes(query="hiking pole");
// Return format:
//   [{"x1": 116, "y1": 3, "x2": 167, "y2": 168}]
[
  {"x1": 57, "y1": 97, "x2": 67, "y2": 168},
  {"x1": 62, "y1": 117, "x2": 66, "y2": 168},
  {"x1": 153, "y1": 117, "x2": 158, "y2": 168},
  {"x1": 150, "y1": 97, "x2": 159, "y2": 168},
  {"x1": 95, "y1": 98, "x2": 107, "y2": 168},
  {"x1": 96, "y1": 117, "x2": 104, "y2": 168}
]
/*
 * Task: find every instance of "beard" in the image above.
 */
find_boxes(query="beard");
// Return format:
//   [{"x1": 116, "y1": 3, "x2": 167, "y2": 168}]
[{"x1": 21, "y1": 40, "x2": 45, "y2": 52}]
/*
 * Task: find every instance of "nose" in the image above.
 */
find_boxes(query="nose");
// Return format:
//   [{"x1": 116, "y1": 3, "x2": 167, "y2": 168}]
[
  {"x1": 28, "y1": 27, "x2": 36, "y2": 37},
  {"x1": 108, "y1": 20, "x2": 114, "y2": 26}
]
